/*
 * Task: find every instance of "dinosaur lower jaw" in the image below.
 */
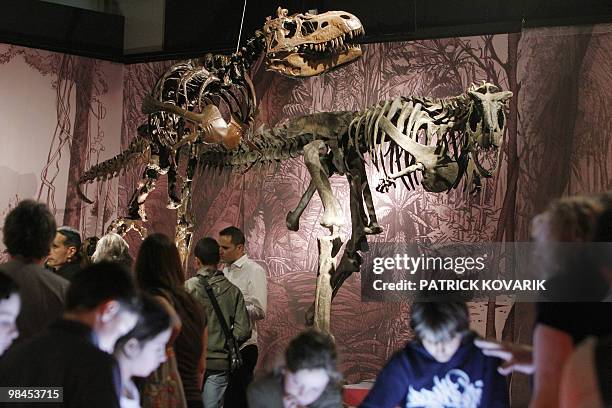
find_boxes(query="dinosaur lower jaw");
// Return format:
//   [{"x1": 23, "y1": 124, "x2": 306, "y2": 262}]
[
  {"x1": 473, "y1": 145, "x2": 500, "y2": 178},
  {"x1": 266, "y1": 45, "x2": 362, "y2": 77}
]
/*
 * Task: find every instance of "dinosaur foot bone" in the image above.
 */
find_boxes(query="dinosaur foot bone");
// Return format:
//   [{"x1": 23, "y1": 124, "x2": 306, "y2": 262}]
[{"x1": 286, "y1": 210, "x2": 300, "y2": 231}]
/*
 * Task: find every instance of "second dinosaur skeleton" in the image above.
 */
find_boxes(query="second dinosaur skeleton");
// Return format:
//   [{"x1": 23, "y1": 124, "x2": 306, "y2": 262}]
[{"x1": 199, "y1": 83, "x2": 512, "y2": 325}]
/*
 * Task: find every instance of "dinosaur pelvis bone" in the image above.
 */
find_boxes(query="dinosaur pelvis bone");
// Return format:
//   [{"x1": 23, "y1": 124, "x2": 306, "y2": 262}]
[{"x1": 142, "y1": 94, "x2": 246, "y2": 151}]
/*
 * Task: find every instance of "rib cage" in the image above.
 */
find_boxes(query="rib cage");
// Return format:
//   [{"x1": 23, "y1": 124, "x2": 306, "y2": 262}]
[
  {"x1": 147, "y1": 55, "x2": 258, "y2": 147},
  {"x1": 347, "y1": 94, "x2": 472, "y2": 190},
  {"x1": 77, "y1": 33, "x2": 267, "y2": 190}
]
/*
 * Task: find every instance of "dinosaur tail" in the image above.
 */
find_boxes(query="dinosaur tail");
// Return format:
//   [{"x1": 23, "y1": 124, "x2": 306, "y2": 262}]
[{"x1": 76, "y1": 136, "x2": 150, "y2": 203}]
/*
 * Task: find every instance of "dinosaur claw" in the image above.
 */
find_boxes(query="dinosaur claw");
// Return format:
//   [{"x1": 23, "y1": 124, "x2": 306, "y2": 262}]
[{"x1": 364, "y1": 222, "x2": 383, "y2": 235}]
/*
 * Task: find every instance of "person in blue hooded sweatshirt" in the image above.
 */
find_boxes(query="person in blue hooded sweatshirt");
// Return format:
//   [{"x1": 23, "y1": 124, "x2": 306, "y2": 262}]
[{"x1": 360, "y1": 301, "x2": 508, "y2": 408}]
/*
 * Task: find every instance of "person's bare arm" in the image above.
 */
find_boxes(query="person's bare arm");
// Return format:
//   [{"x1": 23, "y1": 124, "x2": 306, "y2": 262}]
[
  {"x1": 474, "y1": 338, "x2": 534, "y2": 375},
  {"x1": 529, "y1": 324, "x2": 574, "y2": 408},
  {"x1": 559, "y1": 337, "x2": 603, "y2": 408}
]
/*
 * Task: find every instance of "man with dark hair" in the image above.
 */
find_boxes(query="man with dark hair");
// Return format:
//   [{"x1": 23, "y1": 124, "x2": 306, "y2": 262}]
[
  {"x1": 360, "y1": 302, "x2": 508, "y2": 408},
  {"x1": 218, "y1": 226, "x2": 267, "y2": 408},
  {"x1": 0, "y1": 261, "x2": 140, "y2": 407},
  {"x1": 247, "y1": 329, "x2": 342, "y2": 408},
  {"x1": 46, "y1": 226, "x2": 82, "y2": 281},
  {"x1": 0, "y1": 199, "x2": 68, "y2": 340},
  {"x1": 186, "y1": 237, "x2": 251, "y2": 408}
]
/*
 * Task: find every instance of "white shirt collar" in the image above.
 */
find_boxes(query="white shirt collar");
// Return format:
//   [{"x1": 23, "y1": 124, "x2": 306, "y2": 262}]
[{"x1": 230, "y1": 254, "x2": 248, "y2": 269}]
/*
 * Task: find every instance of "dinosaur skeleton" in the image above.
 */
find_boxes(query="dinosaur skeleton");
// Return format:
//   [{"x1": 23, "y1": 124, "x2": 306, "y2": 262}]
[
  {"x1": 77, "y1": 8, "x2": 364, "y2": 265},
  {"x1": 76, "y1": 6, "x2": 511, "y2": 330},
  {"x1": 198, "y1": 82, "x2": 512, "y2": 328}
]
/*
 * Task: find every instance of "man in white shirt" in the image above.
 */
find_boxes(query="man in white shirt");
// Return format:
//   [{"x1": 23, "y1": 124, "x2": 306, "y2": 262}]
[{"x1": 219, "y1": 226, "x2": 268, "y2": 408}]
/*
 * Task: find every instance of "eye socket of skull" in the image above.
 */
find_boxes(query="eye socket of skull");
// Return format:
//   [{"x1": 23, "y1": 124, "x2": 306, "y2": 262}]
[
  {"x1": 497, "y1": 110, "x2": 505, "y2": 131},
  {"x1": 282, "y1": 21, "x2": 297, "y2": 38},
  {"x1": 469, "y1": 110, "x2": 480, "y2": 133},
  {"x1": 300, "y1": 20, "x2": 318, "y2": 36}
]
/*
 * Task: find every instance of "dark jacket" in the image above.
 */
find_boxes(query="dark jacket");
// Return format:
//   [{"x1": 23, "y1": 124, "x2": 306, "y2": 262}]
[
  {"x1": 0, "y1": 259, "x2": 68, "y2": 340},
  {"x1": 185, "y1": 268, "x2": 251, "y2": 371},
  {"x1": 55, "y1": 262, "x2": 81, "y2": 282},
  {"x1": 0, "y1": 319, "x2": 121, "y2": 408}
]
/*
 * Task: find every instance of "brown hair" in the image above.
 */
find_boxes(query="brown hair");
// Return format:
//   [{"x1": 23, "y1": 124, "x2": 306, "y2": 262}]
[
  {"x1": 286, "y1": 329, "x2": 341, "y2": 382},
  {"x1": 135, "y1": 233, "x2": 185, "y2": 291},
  {"x1": 532, "y1": 195, "x2": 604, "y2": 242},
  {"x1": 410, "y1": 302, "x2": 470, "y2": 343}
]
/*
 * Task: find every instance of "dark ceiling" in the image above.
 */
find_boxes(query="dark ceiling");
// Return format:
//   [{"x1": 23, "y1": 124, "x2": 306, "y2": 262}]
[{"x1": 2, "y1": 0, "x2": 611, "y2": 63}]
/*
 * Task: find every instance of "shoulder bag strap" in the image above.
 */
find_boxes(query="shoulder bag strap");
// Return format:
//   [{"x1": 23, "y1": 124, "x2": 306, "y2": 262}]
[{"x1": 199, "y1": 274, "x2": 237, "y2": 348}]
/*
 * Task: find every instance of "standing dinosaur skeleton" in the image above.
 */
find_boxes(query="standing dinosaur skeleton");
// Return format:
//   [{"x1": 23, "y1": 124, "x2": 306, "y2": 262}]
[
  {"x1": 198, "y1": 82, "x2": 512, "y2": 328},
  {"x1": 77, "y1": 8, "x2": 364, "y2": 263}
]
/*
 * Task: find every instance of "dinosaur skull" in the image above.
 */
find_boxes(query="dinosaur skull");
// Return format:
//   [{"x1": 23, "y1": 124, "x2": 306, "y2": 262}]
[
  {"x1": 263, "y1": 8, "x2": 364, "y2": 77},
  {"x1": 467, "y1": 82, "x2": 512, "y2": 177}
]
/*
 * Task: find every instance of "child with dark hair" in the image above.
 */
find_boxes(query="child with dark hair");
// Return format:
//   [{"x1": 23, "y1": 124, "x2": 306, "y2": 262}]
[
  {"x1": 0, "y1": 270, "x2": 20, "y2": 355},
  {"x1": 360, "y1": 302, "x2": 508, "y2": 408},
  {"x1": 247, "y1": 329, "x2": 342, "y2": 408},
  {"x1": 114, "y1": 295, "x2": 173, "y2": 408}
]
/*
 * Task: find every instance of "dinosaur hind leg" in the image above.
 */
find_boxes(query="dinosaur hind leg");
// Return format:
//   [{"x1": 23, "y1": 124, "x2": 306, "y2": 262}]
[
  {"x1": 106, "y1": 164, "x2": 159, "y2": 238},
  {"x1": 361, "y1": 178, "x2": 383, "y2": 235},
  {"x1": 166, "y1": 159, "x2": 181, "y2": 210},
  {"x1": 286, "y1": 181, "x2": 316, "y2": 231},
  {"x1": 127, "y1": 164, "x2": 161, "y2": 222},
  {"x1": 346, "y1": 152, "x2": 383, "y2": 235},
  {"x1": 175, "y1": 146, "x2": 199, "y2": 270},
  {"x1": 303, "y1": 140, "x2": 344, "y2": 231},
  {"x1": 287, "y1": 155, "x2": 334, "y2": 231}
]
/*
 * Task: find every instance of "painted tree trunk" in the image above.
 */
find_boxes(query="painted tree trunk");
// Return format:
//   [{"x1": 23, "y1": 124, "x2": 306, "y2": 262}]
[
  {"x1": 517, "y1": 26, "x2": 593, "y2": 238},
  {"x1": 64, "y1": 58, "x2": 95, "y2": 227}
]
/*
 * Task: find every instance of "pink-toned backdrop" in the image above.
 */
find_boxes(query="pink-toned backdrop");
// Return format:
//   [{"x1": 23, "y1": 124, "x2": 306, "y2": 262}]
[
  {"x1": 0, "y1": 44, "x2": 124, "y2": 259},
  {"x1": 1, "y1": 24, "x2": 611, "y2": 406}
]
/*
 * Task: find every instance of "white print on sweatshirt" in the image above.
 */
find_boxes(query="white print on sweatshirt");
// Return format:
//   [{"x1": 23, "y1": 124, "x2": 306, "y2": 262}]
[{"x1": 406, "y1": 369, "x2": 483, "y2": 408}]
